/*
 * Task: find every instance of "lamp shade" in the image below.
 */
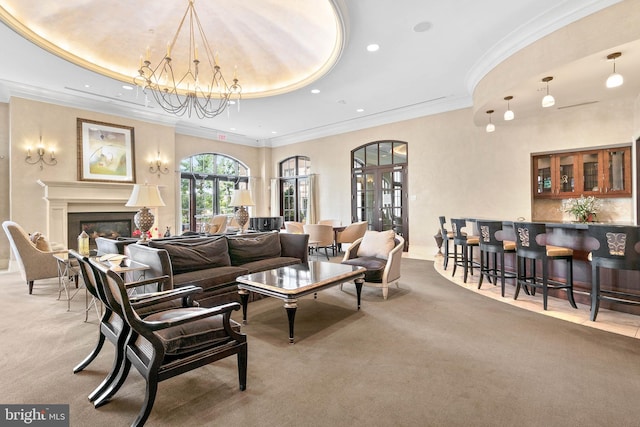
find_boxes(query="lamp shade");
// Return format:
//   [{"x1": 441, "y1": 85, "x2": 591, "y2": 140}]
[
  {"x1": 125, "y1": 183, "x2": 166, "y2": 208},
  {"x1": 230, "y1": 189, "x2": 255, "y2": 207}
]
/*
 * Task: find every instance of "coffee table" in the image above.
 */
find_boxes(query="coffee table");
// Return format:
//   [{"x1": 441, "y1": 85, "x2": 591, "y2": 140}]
[{"x1": 236, "y1": 261, "x2": 366, "y2": 343}]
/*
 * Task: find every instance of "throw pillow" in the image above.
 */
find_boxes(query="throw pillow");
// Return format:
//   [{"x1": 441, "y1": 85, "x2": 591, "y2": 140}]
[
  {"x1": 227, "y1": 232, "x2": 281, "y2": 266},
  {"x1": 357, "y1": 230, "x2": 395, "y2": 260},
  {"x1": 30, "y1": 232, "x2": 51, "y2": 252},
  {"x1": 149, "y1": 237, "x2": 231, "y2": 274}
]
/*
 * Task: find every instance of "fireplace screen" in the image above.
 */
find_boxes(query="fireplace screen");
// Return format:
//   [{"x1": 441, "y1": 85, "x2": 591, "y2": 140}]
[{"x1": 68, "y1": 212, "x2": 135, "y2": 250}]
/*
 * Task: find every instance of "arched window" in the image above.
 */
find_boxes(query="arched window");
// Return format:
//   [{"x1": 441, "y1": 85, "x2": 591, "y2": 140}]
[
  {"x1": 180, "y1": 153, "x2": 249, "y2": 233},
  {"x1": 279, "y1": 156, "x2": 310, "y2": 222}
]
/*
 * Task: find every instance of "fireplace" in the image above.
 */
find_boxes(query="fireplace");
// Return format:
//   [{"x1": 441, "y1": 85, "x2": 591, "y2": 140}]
[{"x1": 68, "y1": 212, "x2": 136, "y2": 251}]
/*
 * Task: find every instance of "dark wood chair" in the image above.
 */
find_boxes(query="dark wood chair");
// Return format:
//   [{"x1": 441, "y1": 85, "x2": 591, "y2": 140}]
[
  {"x1": 513, "y1": 222, "x2": 577, "y2": 311},
  {"x1": 70, "y1": 251, "x2": 201, "y2": 404},
  {"x1": 89, "y1": 258, "x2": 247, "y2": 427},
  {"x1": 450, "y1": 218, "x2": 479, "y2": 283},
  {"x1": 438, "y1": 216, "x2": 458, "y2": 270},
  {"x1": 477, "y1": 220, "x2": 516, "y2": 297},
  {"x1": 587, "y1": 225, "x2": 640, "y2": 321}
]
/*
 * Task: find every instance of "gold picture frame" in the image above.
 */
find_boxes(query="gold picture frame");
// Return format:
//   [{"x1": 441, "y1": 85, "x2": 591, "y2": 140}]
[{"x1": 77, "y1": 118, "x2": 136, "y2": 183}]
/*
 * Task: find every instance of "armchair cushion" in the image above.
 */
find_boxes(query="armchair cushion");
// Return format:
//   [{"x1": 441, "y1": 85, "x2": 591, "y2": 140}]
[
  {"x1": 342, "y1": 256, "x2": 386, "y2": 282},
  {"x1": 144, "y1": 308, "x2": 242, "y2": 356},
  {"x1": 357, "y1": 230, "x2": 395, "y2": 260},
  {"x1": 149, "y1": 237, "x2": 231, "y2": 274},
  {"x1": 227, "y1": 233, "x2": 281, "y2": 266}
]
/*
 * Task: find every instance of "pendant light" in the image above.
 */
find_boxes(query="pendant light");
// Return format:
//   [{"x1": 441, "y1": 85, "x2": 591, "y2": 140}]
[
  {"x1": 541, "y1": 76, "x2": 555, "y2": 108},
  {"x1": 606, "y1": 52, "x2": 623, "y2": 88},
  {"x1": 485, "y1": 110, "x2": 495, "y2": 133},
  {"x1": 503, "y1": 96, "x2": 514, "y2": 121}
]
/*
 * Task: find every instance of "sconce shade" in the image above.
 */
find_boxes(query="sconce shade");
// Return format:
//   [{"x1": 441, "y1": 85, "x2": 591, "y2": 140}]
[
  {"x1": 126, "y1": 183, "x2": 166, "y2": 208},
  {"x1": 229, "y1": 189, "x2": 255, "y2": 207}
]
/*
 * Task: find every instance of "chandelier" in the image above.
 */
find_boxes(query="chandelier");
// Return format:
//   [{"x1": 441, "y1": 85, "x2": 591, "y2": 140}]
[{"x1": 133, "y1": 0, "x2": 242, "y2": 119}]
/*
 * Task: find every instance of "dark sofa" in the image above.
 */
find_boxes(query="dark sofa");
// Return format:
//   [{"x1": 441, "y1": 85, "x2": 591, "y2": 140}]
[{"x1": 126, "y1": 232, "x2": 309, "y2": 307}]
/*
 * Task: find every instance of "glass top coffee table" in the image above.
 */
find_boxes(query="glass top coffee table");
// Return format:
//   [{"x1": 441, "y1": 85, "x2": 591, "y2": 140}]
[{"x1": 236, "y1": 261, "x2": 366, "y2": 343}]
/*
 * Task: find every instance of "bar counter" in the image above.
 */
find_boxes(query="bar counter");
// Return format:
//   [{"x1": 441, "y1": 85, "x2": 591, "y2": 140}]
[{"x1": 469, "y1": 219, "x2": 640, "y2": 316}]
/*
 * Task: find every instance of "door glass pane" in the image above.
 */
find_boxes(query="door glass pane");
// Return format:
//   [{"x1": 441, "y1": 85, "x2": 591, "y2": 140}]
[
  {"x1": 582, "y1": 153, "x2": 599, "y2": 192},
  {"x1": 381, "y1": 171, "x2": 393, "y2": 230},
  {"x1": 608, "y1": 150, "x2": 626, "y2": 192},
  {"x1": 379, "y1": 142, "x2": 393, "y2": 166},
  {"x1": 535, "y1": 156, "x2": 552, "y2": 195},
  {"x1": 281, "y1": 179, "x2": 296, "y2": 221},
  {"x1": 218, "y1": 180, "x2": 235, "y2": 215},
  {"x1": 365, "y1": 173, "x2": 375, "y2": 226},
  {"x1": 298, "y1": 178, "x2": 309, "y2": 223},
  {"x1": 194, "y1": 178, "x2": 213, "y2": 232},
  {"x1": 365, "y1": 144, "x2": 378, "y2": 166},
  {"x1": 558, "y1": 155, "x2": 575, "y2": 193},
  {"x1": 355, "y1": 173, "x2": 365, "y2": 222},
  {"x1": 393, "y1": 142, "x2": 407, "y2": 164},
  {"x1": 180, "y1": 178, "x2": 191, "y2": 233},
  {"x1": 354, "y1": 148, "x2": 365, "y2": 168}
]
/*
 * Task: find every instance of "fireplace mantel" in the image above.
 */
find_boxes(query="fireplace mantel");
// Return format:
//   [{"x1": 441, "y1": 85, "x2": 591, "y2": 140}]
[{"x1": 38, "y1": 180, "x2": 137, "y2": 245}]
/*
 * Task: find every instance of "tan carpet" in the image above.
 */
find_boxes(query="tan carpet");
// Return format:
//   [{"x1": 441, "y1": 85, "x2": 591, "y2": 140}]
[{"x1": 2, "y1": 258, "x2": 640, "y2": 426}]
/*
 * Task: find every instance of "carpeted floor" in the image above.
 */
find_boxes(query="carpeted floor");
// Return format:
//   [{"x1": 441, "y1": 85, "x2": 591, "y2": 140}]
[{"x1": 2, "y1": 257, "x2": 640, "y2": 426}]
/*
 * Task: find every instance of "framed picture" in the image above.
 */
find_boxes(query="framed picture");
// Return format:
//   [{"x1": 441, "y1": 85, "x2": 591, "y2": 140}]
[{"x1": 77, "y1": 118, "x2": 136, "y2": 183}]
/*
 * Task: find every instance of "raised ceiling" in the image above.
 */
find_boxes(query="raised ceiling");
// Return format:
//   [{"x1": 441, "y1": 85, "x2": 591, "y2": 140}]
[{"x1": 0, "y1": 0, "x2": 631, "y2": 146}]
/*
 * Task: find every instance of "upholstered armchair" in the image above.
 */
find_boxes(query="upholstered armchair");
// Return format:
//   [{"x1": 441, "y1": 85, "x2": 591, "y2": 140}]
[
  {"x1": 284, "y1": 221, "x2": 305, "y2": 234},
  {"x1": 303, "y1": 224, "x2": 334, "y2": 260},
  {"x1": 335, "y1": 220, "x2": 368, "y2": 252},
  {"x1": 2, "y1": 220, "x2": 67, "y2": 294},
  {"x1": 209, "y1": 214, "x2": 229, "y2": 234},
  {"x1": 341, "y1": 230, "x2": 405, "y2": 299}
]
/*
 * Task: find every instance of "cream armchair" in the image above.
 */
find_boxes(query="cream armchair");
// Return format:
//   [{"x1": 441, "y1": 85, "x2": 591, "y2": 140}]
[
  {"x1": 284, "y1": 221, "x2": 305, "y2": 234},
  {"x1": 341, "y1": 231, "x2": 404, "y2": 300},
  {"x1": 335, "y1": 220, "x2": 368, "y2": 252},
  {"x1": 2, "y1": 220, "x2": 67, "y2": 294},
  {"x1": 208, "y1": 214, "x2": 229, "y2": 234}
]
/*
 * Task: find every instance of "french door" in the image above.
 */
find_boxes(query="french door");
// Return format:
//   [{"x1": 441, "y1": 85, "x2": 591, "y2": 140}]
[{"x1": 351, "y1": 141, "x2": 408, "y2": 249}]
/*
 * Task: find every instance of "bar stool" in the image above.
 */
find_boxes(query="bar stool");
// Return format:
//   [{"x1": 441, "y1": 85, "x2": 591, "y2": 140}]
[
  {"x1": 587, "y1": 225, "x2": 640, "y2": 321},
  {"x1": 512, "y1": 222, "x2": 577, "y2": 310},
  {"x1": 439, "y1": 216, "x2": 459, "y2": 270},
  {"x1": 450, "y1": 218, "x2": 479, "y2": 283},
  {"x1": 477, "y1": 220, "x2": 516, "y2": 297}
]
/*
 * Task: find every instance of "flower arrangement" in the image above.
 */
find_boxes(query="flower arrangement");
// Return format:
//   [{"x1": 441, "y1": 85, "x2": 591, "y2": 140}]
[{"x1": 563, "y1": 195, "x2": 601, "y2": 223}]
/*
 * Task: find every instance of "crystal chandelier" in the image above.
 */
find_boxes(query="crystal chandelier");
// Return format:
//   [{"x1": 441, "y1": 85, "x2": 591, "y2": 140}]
[{"x1": 133, "y1": 0, "x2": 242, "y2": 119}]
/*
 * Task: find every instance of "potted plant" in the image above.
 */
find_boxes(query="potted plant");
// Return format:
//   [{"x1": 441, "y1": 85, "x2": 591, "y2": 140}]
[{"x1": 563, "y1": 195, "x2": 601, "y2": 223}]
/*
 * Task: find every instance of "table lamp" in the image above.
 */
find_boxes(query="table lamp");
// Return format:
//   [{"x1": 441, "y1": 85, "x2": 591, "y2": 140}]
[
  {"x1": 125, "y1": 183, "x2": 166, "y2": 242},
  {"x1": 229, "y1": 189, "x2": 255, "y2": 233}
]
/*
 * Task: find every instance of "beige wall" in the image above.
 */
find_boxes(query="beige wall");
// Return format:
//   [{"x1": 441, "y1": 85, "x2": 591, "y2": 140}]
[
  {"x1": 271, "y1": 97, "x2": 638, "y2": 260},
  {"x1": 0, "y1": 102, "x2": 9, "y2": 269}
]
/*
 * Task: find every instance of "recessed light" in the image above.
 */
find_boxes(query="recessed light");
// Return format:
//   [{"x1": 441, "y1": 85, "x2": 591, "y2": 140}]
[
  {"x1": 84, "y1": 84, "x2": 90, "y2": 88},
  {"x1": 413, "y1": 21, "x2": 432, "y2": 32},
  {"x1": 366, "y1": 44, "x2": 379, "y2": 52},
  {"x1": 356, "y1": 108, "x2": 364, "y2": 113},
  {"x1": 271, "y1": 131, "x2": 277, "y2": 134},
  {"x1": 230, "y1": 127, "x2": 236, "y2": 131},
  {"x1": 122, "y1": 85, "x2": 134, "y2": 90},
  {"x1": 311, "y1": 89, "x2": 320, "y2": 94}
]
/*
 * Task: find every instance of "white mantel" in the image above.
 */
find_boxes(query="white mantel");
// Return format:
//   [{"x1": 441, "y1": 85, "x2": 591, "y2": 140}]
[{"x1": 38, "y1": 180, "x2": 137, "y2": 245}]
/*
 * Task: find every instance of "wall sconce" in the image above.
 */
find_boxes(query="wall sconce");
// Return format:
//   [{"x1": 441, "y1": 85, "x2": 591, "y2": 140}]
[
  {"x1": 149, "y1": 150, "x2": 170, "y2": 176},
  {"x1": 25, "y1": 136, "x2": 57, "y2": 169},
  {"x1": 541, "y1": 76, "x2": 555, "y2": 108},
  {"x1": 485, "y1": 110, "x2": 495, "y2": 133},
  {"x1": 605, "y1": 52, "x2": 623, "y2": 88},
  {"x1": 503, "y1": 96, "x2": 514, "y2": 121}
]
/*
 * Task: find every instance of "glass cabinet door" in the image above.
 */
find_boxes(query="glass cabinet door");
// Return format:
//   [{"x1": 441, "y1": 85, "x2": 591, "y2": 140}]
[
  {"x1": 556, "y1": 154, "x2": 576, "y2": 196},
  {"x1": 534, "y1": 155, "x2": 553, "y2": 197},
  {"x1": 604, "y1": 147, "x2": 631, "y2": 195},
  {"x1": 581, "y1": 151, "x2": 602, "y2": 195}
]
